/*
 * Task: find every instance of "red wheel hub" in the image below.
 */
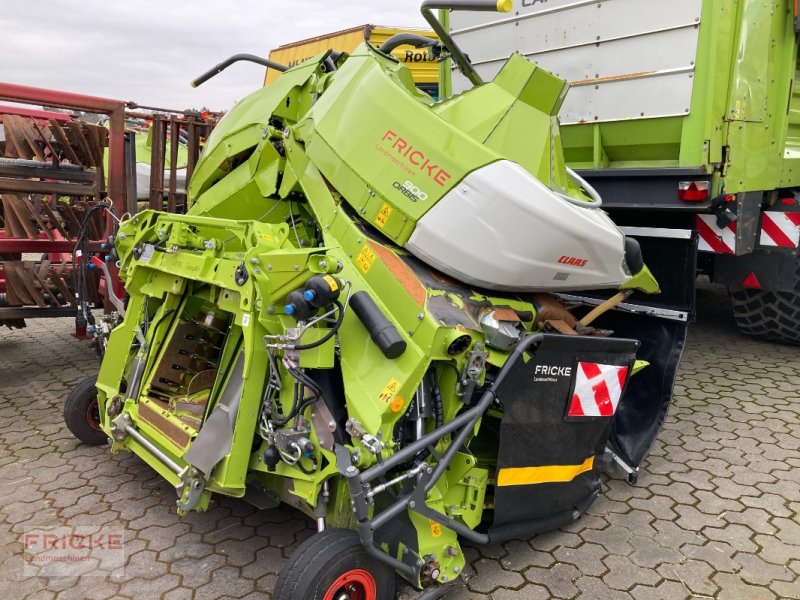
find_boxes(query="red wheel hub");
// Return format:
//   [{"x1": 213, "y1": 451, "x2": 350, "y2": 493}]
[
  {"x1": 322, "y1": 568, "x2": 377, "y2": 600},
  {"x1": 86, "y1": 398, "x2": 101, "y2": 431}
]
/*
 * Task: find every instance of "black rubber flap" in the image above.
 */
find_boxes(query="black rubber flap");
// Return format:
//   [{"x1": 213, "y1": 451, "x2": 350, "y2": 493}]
[
  {"x1": 488, "y1": 335, "x2": 638, "y2": 542},
  {"x1": 629, "y1": 233, "x2": 697, "y2": 317},
  {"x1": 603, "y1": 312, "x2": 688, "y2": 469}
]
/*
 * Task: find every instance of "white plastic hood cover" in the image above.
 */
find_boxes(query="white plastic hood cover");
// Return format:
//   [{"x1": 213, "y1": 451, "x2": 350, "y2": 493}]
[{"x1": 405, "y1": 160, "x2": 630, "y2": 292}]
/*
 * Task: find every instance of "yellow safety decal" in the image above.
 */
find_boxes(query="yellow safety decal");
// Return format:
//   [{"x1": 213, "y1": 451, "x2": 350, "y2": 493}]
[
  {"x1": 378, "y1": 378, "x2": 401, "y2": 403},
  {"x1": 429, "y1": 520, "x2": 442, "y2": 538},
  {"x1": 375, "y1": 203, "x2": 393, "y2": 229},
  {"x1": 355, "y1": 245, "x2": 376, "y2": 273},
  {"x1": 497, "y1": 456, "x2": 595, "y2": 487},
  {"x1": 323, "y1": 275, "x2": 339, "y2": 292}
]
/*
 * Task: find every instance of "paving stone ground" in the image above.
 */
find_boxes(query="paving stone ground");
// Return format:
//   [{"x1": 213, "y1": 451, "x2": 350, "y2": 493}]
[{"x1": 0, "y1": 283, "x2": 798, "y2": 599}]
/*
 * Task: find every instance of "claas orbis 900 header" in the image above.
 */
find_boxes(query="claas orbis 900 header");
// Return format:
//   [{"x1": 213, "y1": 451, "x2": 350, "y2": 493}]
[{"x1": 64, "y1": 1, "x2": 687, "y2": 597}]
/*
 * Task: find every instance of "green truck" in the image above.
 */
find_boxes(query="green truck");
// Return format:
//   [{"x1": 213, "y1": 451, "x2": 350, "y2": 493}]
[{"x1": 445, "y1": 0, "x2": 800, "y2": 344}]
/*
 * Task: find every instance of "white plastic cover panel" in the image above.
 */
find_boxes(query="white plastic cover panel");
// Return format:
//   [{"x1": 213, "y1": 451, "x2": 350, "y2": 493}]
[
  {"x1": 450, "y1": 0, "x2": 702, "y2": 123},
  {"x1": 406, "y1": 160, "x2": 630, "y2": 292}
]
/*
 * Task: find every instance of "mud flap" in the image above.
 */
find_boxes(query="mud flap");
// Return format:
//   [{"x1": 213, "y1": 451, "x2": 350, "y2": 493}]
[
  {"x1": 609, "y1": 232, "x2": 695, "y2": 472},
  {"x1": 488, "y1": 335, "x2": 638, "y2": 543},
  {"x1": 562, "y1": 231, "x2": 696, "y2": 476},
  {"x1": 603, "y1": 312, "x2": 686, "y2": 471}
]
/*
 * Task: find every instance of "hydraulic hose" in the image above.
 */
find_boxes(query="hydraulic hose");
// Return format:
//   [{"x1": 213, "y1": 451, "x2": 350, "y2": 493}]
[
  {"x1": 272, "y1": 366, "x2": 325, "y2": 426},
  {"x1": 393, "y1": 370, "x2": 444, "y2": 472},
  {"x1": 430, "y1": 369, "x2": 444, "y2": 428},
  {"x1": 291, "y1": 300, "x2": 345, "y2": 351}
]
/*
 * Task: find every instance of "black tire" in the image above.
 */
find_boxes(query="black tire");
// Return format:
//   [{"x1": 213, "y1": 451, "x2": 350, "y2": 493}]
[
  {"x1": 273, "y1": 528, "x2": 396, "y2": 600},
  {"x1": 730, "y1": 254, "x2": 800, "y2": 345},
  {"x1": 64, "y1": 376, "x2": 107, "y2": 446}
]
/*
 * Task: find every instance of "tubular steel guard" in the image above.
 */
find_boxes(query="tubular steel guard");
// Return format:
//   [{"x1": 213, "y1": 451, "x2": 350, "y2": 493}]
[
  {"x1": 342, "y1": 333, "x2": 545, "y2": 578},
  {"x1": 421, "y1": 0, "x2": 509, "y2": 87}
]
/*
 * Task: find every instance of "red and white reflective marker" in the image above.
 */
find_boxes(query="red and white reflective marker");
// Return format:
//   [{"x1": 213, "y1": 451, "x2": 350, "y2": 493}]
[
  {"x1": 696, "y1": 214, "x2": 736, "y2": 254},
  {"x1": 742, "y1": 272, "x2": 761, "y2": 289},
  {"x1": 760, "y1": 212, "x2": 800, "y2": 248},
  {"x1": 567, "y1": 362, "x2": 629, "y2": 418}
]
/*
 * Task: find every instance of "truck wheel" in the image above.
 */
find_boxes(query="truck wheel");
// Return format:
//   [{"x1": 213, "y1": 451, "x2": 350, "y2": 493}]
[
  {"x1": 730, "y1": 263, "x2": 800, "y2": 345},
  {"x1": 273, "y1": 528, "x2": 396, "y2": 600},
  {"x1": 64, "y1": 376, "x2": 107, "y2": 446}
]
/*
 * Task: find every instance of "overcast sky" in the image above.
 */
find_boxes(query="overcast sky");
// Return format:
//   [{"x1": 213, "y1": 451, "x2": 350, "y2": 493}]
[{"x1": 2, "y1": 1, "x2": 427, "y2": 111}]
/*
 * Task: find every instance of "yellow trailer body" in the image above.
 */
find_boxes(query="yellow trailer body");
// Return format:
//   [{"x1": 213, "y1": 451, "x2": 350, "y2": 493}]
[{"x1": 264, "y1": 25, "x2": 438, "y2": 97}]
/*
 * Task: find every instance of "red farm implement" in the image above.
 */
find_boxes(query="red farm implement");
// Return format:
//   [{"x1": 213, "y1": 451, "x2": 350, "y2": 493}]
[{"x1": 0, "y1": 83, "x2": 217, "y2": 337}]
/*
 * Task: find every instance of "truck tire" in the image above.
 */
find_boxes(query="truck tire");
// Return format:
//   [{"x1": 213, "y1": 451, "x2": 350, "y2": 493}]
[{"x1": 730, "y1": 259, "x2": 800, "y2": 345}]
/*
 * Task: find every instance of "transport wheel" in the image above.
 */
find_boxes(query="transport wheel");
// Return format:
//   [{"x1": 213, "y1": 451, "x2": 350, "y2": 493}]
[
  {"x1": 273, "y1": 528, "x2": 396, "y2": 600},
  {"x1": 730, "y1": 259, "x2": 800, "y2": 345},
  {"x1": 64, "y1": 376, "x2": 107, "y2": 446}
]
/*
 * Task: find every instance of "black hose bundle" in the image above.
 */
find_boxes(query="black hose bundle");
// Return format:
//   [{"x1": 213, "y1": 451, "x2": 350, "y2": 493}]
[
  {"x1": 269, "y1": 296, "x2": 346, "y2": 425},
  {"x1": 72, "y1": 201, "x2": 115, "y2": 332},
  {"x1": 391, "y1": 368, "x2": 444, "y2": 472},
  {"x1": 271, "y1": 363, "x2": 325, "y2": 427}
]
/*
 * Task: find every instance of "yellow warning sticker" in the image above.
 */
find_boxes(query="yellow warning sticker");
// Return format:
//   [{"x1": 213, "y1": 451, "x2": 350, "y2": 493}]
[
  {"x1": 733, "y1": 100, "x2": 743, "y2": 120},
  {"x1": 356, "y1": 245, "x2": 376, "y2": 273},
  {"x1": 429, "y1": 520, "x2": 442, "y2": 538},
  {"x1": 378, "y1": 378, "x2": 401, "y2": 403},
  {"x1": 323, "y1": 275, "x2": 339, "y2": 292},
  {"x1": 375, "y1": 203, "x2": 393, "y2": 229}
]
